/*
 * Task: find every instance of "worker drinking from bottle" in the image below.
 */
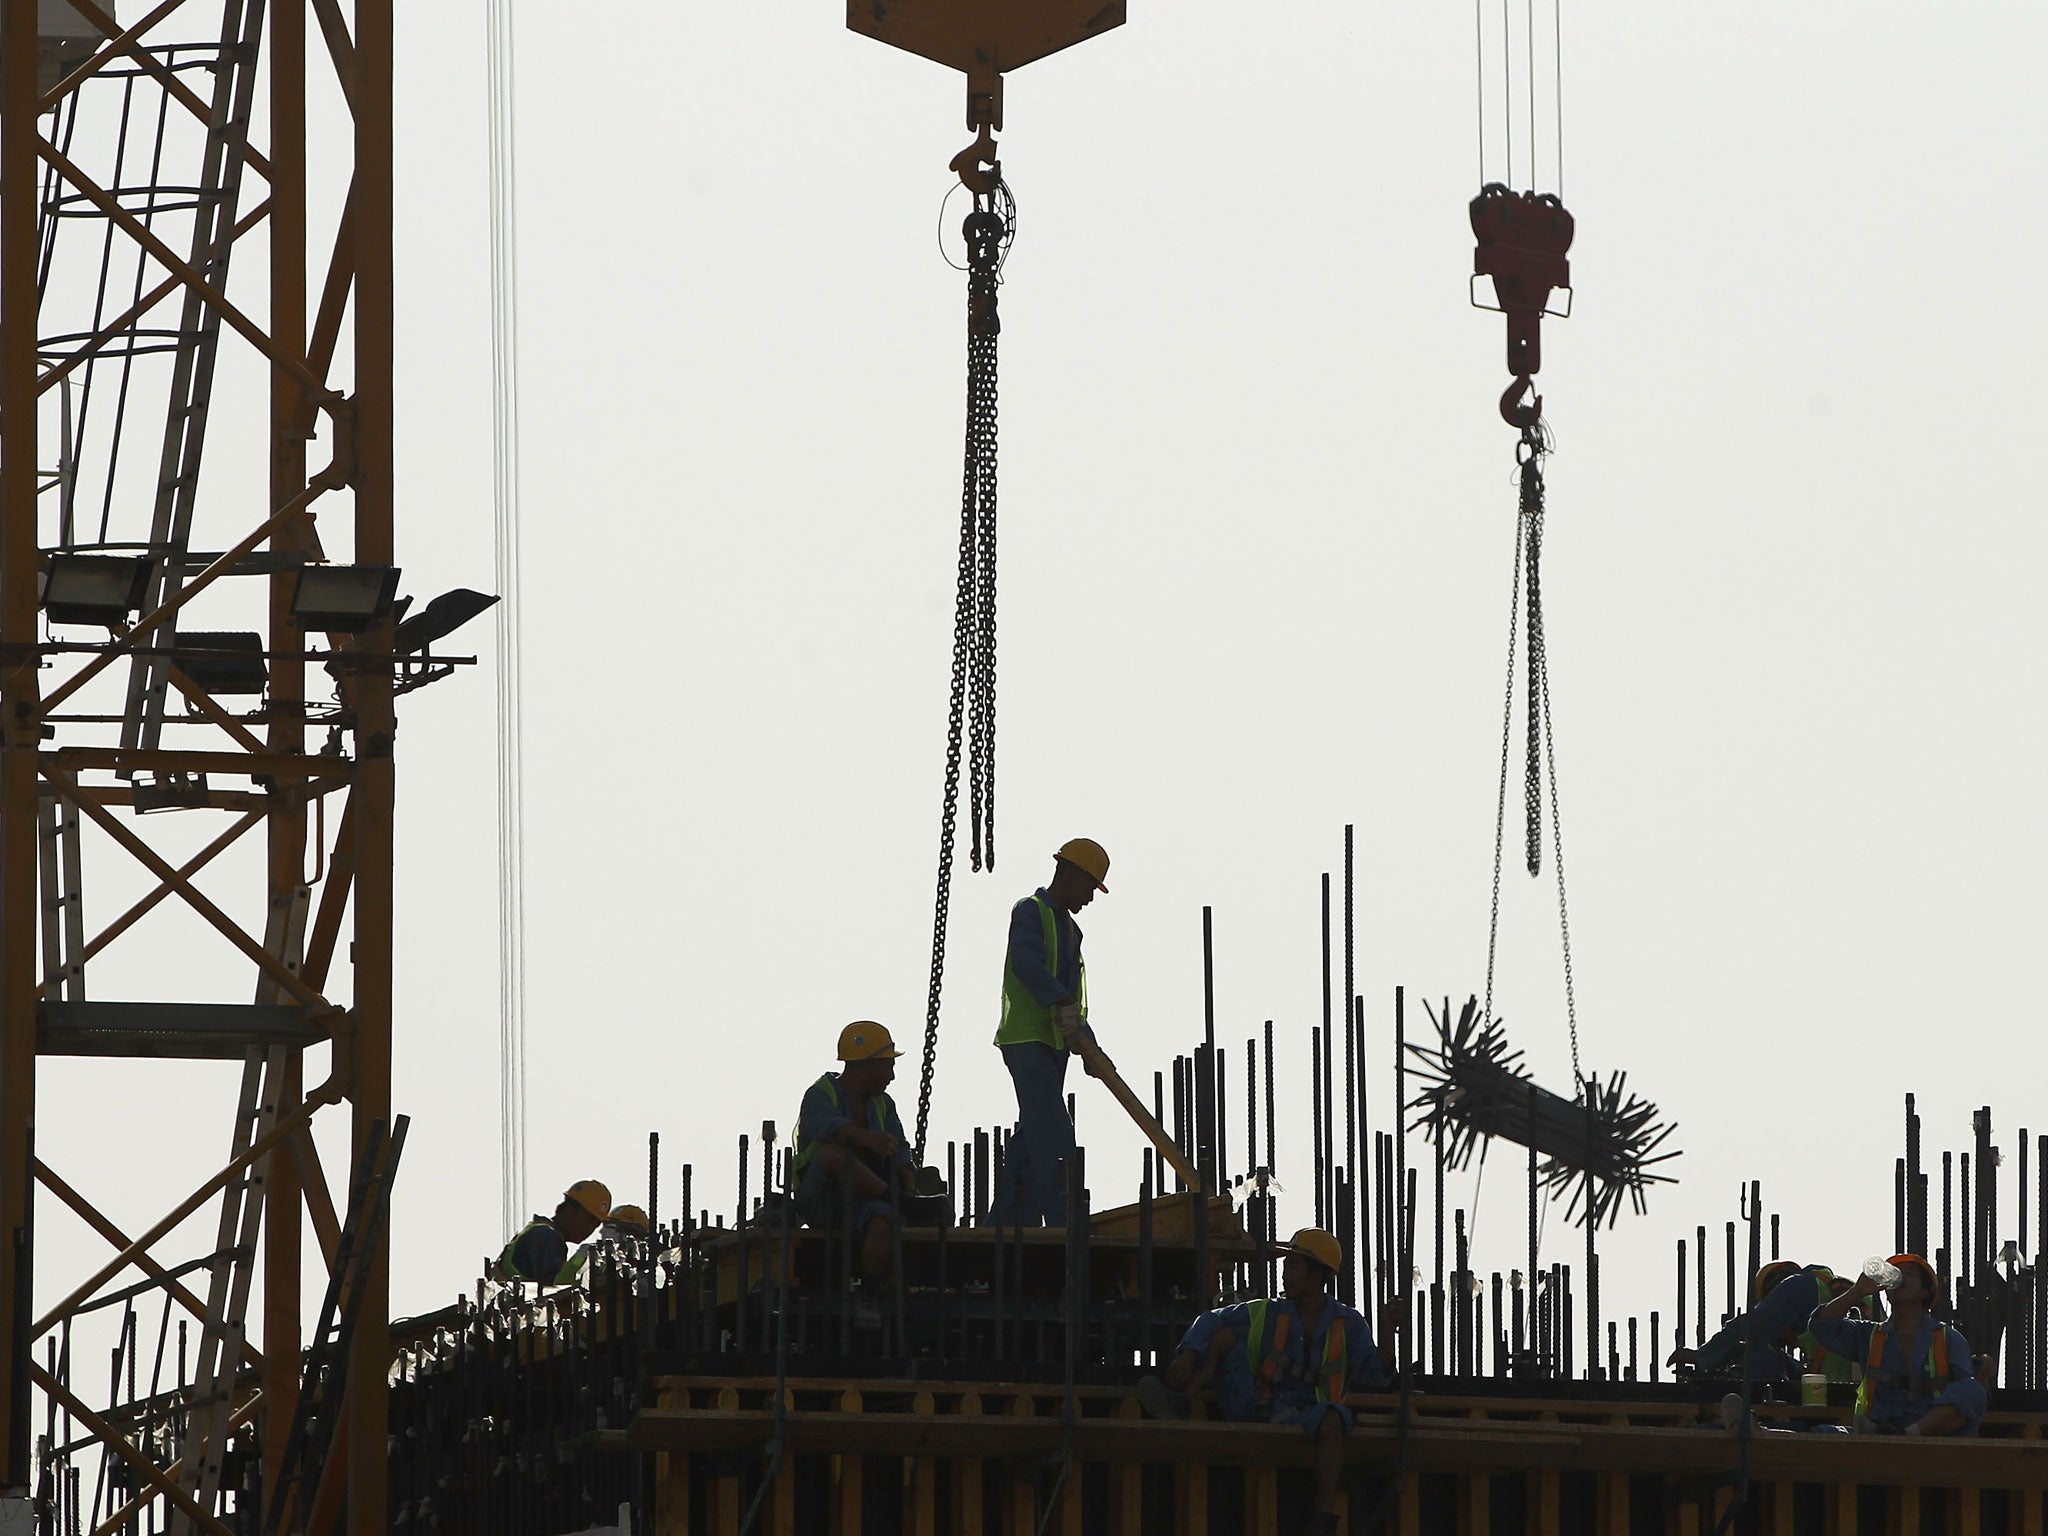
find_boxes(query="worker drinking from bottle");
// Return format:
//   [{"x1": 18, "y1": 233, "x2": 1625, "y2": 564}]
[
  {"x1": 1807, "y1": 1254, "x2": 1986, "y2": 1436},
  {"x1": 989, "y1": 838, "x2": 1109, "y2": 1228}
]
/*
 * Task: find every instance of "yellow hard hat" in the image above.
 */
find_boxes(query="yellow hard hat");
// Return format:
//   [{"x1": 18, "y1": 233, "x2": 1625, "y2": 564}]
[
  {"x1": 837, "y1": 1020, "x2": 904, "y2": 1063},
  {"x1": 1273, "y1": 1227, "x2": 1343, "y2": 1275},
  {"x1": 564, "y1": 1179, "x2": 612, "y2": 1220},
  {"x1": 1055, "y1": 837, "x2": 1110, "y2": 892},
  {"x1": 605, "y1": 1203, "x2": 650, "y2": 1233}
]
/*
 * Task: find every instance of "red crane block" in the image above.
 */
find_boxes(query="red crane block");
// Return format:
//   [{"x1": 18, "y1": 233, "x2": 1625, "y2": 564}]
[{"x1": 1471, "y1": 184, "x2": 1574, "y2": 423}]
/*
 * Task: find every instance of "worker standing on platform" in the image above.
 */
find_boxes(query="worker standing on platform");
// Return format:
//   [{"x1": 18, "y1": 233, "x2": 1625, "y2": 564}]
[
  {"x1": 1135, "y1": 1228, "x2": 1403, "y2": 1536},
  {"x1": 493, "y1": 1179, "x2": 612, "y2": 1284},
  {"x1": 1807, "y1": 1255, "x2": 1986, "y2": 1436},
  {"x1": 790, "y1": 1022, "x2": 939, "y2": 1292},
  {"x1": 990, "y1": 838, "x2": 1110, "y2": 1228}
]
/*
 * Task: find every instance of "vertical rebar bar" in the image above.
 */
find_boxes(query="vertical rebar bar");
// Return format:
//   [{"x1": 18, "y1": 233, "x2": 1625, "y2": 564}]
[
  {"x1": 1311, "y1": 1029, "x2": 1325, "y2": 1229},
  {"x1": 1263, "y1": 1020, "x2": 1277, "y2": 1179},
  {"x1": 1343, "y1": 829, "x2": 1358, "y2": 1308},
  {"x1": 1676, "y1": 1238, "x2": 1687, "y2": 1367},
  {"x1": 1723, "y1": 1221, "x2": 1735, "y2": 1327},
  {"x1": 1695, "y1": 1223, "x2": 1707, "y2": 1345},
  {"x1": 1907, "y1": 1094, "x2": 1924, "y2": 1258},
  {"x1": 1320, "y1": 873, "x2": 1332, "y2": 1227}
]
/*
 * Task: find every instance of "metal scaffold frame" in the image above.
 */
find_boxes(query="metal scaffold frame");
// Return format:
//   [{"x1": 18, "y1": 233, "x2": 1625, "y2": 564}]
[{"x1": 0, "y1": 2, "x2": 395, "y2": 1531}]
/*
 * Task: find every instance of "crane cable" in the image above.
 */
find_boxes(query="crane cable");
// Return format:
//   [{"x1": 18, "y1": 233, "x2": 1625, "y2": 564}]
[
  {"x1": 913, "y1": 171, "x2": 1014, "y2": 1163},
  {"x1": 1474, "y1": 0, "x2": 1581, "y2": 1092},
  {"x1": 486, "y1": 0, "x2": 529, "y2": 1238}
]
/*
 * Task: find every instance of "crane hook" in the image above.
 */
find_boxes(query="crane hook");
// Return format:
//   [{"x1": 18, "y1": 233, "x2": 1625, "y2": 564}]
[
  {"x1": 1500, "y1": 375, "x2": 1541, "y2": 431},
  {"x1": 949, "y1": 124, "x2": 1001, "y2": 199}
]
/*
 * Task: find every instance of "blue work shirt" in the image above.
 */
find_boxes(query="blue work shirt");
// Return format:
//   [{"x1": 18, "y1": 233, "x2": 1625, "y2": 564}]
[
  {"x1": 1806, "y1": 1313, "x2": 1987, "y2": 1433},
  {"x1": 793, "y1": 1072, "x2": 912, "y2": 1186},
  {"x1": 1179, "y1": 1296, "x2": 1391, "y2": 1432},
  {"x1": 1008, "y1": 890, "x2": 1083, "y2": 1007},
  {"x1": 1695, "y1": 1268, "x2": 1824, "y2": 1383},
  {"x1": 504, "y1": 1217, "x2": 569, "y2": 1284}
]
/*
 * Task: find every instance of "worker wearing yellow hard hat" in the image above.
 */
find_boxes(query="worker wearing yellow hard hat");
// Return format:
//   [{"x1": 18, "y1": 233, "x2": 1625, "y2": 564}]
[
  {"x1": 787, "y1": 1022, "x2": 948, "y2": 1308},
  {"x1": 988, "y1": 838, "x2": 1110, "y2": 1227},
  {"x1": 493, "y1": 1178, "x2": 612, "y2": 1284}
]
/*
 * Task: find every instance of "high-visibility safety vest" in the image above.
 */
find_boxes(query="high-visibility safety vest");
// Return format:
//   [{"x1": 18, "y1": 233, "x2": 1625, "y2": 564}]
[
  {"x1": 790, "y1": 1074, "x2": 898, "y2": 1180},
  {"x1": 994, "y1": 895, "x2": 1087, "y2": 1050},
  {"x1": 493, "y1": 1218, "x2": 580, "y2": 1285},
  {"x1": 1855, "y1": 1322, "x2": 1953, "y2": 1419},
  {"x1": 1245, "y1": 1299, "x2": 1348, "y2": 1407}
]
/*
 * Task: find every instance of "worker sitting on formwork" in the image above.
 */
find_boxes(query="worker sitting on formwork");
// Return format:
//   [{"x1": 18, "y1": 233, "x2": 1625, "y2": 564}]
[
  {"x1": 494, "y1": 1179, "x2": 611, "y2": 1284},
  {"x1": 1668, "y1": 1260, "x2": 1838, "y2": 1383},
  {"x1": 1809, "y1": 1254, "x2": 1986, "y2": 1436},
  {"x1": 1136, "y1": 1228, "x2": 1404, "y2": 1536},
  {"x1": 990, "y1": 837, "x2": 1111, "y2": 1228},
  {"x1": 789, "y1": 1022, "x2": 946, "y2": 1289}
]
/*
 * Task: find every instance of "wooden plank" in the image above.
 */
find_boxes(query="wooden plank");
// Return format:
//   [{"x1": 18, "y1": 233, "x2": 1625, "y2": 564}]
[
  {"x1": 1767, "y1": 1479, "x2": 1794, "y2": 1536},
  {"x1": 908, "y1": 1391, "x2": 936, "y2": 1536},
  {"x1": 712, "y1": 1387, "x2": 741, "y2": 1536},
  {"x1": 1115, "y1": 1397, "x2": 1147, "y2": 1533},
  {"x1": 771, "y1": 1387, "x2": 796, "y2": 1536},
  {"x1": 1889, "y1": 1483, "x2": 1919, "y2": 1536},
  {"x1": 1005, "y1": 1396, "x2": 1037, "y2": 1536},
  {"x1": 954, "y1": 1393, "x2": 985, "y2": 1536},
  {"x1": 1248, "y1": 1461, "x2": 1279, "y2": 1536},
  {"x1": 1955, "y1": 1485, "x2": 1981, "y2": 1536},
  {"x1": 1455, "y1": 1466, "x2": 1490, "y2": 1536},
  {"x1": 834, "y1": 1389, "x2": 864, "y2": 1536}
]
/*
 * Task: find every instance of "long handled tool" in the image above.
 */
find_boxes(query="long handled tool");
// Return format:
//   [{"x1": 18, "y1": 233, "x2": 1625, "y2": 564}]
[{"x1": 1059, "y1": 1012, "x2": 1202, "y2": 1192}]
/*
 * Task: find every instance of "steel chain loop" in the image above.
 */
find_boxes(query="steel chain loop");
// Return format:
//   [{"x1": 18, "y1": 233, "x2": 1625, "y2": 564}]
[{"x1": 915, "y1": 193, "x2": 1011, "y2": 1162}]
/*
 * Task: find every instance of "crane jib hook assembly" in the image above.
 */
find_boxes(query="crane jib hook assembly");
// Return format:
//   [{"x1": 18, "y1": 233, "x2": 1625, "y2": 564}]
[
  {"x1": 849, "y1": 0, "x2": 1127, "y2": 1161},
  {"x1": 1470, "y1": 183, "x2": 1574, "y2": 431}
]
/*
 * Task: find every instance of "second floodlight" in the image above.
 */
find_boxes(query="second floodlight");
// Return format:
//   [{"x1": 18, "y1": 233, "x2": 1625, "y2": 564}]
[{"x1": 291, "y1": 564, "x2": 401, "y2": 632}]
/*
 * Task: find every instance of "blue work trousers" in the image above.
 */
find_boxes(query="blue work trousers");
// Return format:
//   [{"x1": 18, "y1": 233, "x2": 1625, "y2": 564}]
[{"x1": 991, "y1": 1042, "x2": 1072, "y2": 1227}]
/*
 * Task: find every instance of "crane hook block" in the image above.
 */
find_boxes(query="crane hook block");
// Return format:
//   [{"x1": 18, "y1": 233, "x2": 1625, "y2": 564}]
[
  {"x1": 846, "y1": 2, "x2": 1127, "y2": 84},
  {"x1": 1470, "y1": 183, "x2": 1574, "y2": 383}
]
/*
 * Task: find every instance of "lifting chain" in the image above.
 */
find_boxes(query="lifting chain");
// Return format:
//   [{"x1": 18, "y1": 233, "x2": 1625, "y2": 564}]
[
  {"x1": 915, "y1": 179, "x2": 1014, "y2": 1162},
  {"x1": 1483, "y1": 419, "x2": 1583, "y2": 1091}
]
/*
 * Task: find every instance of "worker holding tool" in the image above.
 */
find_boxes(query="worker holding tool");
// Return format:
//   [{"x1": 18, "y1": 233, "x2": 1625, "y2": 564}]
[
  {"x1": 493, "y1": 1179, "x2": 612, "y2": 1284},
  {"x1": 1667, "y1": 1260, "x2": 1838, "y2": 1383},
  {"x1": 1807, "y1": 1255, "x2": 1986, "y2": 1436},
  {"x1": 789, "y1": 1022, "x2": 947, "y2": 1290},
  {"x1": 990, "y1": 837, "x2": 1111, "y2": 1228},
  {"x1": 1135, "y1": 1228, "x2": 1405, "y2": 1536}
]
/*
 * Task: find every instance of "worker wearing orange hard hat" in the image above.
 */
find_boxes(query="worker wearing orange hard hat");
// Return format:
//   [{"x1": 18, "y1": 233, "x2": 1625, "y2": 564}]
[
  {"x1": 493, "y1": 1178, "x2": 612, "y2": 1284},
  {"x1": 989, "y1": 838, "x2": 1110, "y2": 1228},
  {"x1": 1808, "y1": 1255, "x2": 1986, "y2": 1435},
  {"x1": 1136, "y1": 1229, "x2": 1406, "y2": 1536}
]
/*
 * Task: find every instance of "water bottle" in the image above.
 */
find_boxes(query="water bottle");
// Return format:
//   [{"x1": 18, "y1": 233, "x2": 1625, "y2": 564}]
[{"x1": 1862, "y1": 1256, "x2": 1902, "y2": 1291}]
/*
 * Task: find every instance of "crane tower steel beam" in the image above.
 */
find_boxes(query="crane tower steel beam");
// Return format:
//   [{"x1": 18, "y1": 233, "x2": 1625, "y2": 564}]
[{"x1": 0, "y1": 2, "x2": 399, "y2": 1528}]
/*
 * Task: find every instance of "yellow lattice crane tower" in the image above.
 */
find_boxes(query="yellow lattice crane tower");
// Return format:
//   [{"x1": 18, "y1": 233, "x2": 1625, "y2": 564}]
[{"x1": 0, "y1": 4, "x2": 426, "y2": 1531}]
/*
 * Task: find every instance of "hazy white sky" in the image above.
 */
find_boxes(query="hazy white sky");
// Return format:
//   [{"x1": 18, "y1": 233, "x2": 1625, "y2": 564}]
[{"x1": 30, "y1": 0, "x2": 2048, "y2": 1367}]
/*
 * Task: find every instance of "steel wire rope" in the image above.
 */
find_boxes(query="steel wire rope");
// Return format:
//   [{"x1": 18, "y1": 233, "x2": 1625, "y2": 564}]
[
  {"x1": 1555, "y1": 0, "x2": 1565, "y2": 199},
  {"x1": 486, "y1": 0, "x2": 530, "y2": 1240}
]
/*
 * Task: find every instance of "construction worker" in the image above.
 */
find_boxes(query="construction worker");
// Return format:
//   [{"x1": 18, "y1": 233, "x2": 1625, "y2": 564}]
[
  {"x1": 602, "y1": 1203, "x2": 651, "y2": 1243},
  {"x1": 1134, "y1": 1228, "x2": 1404, "y2": 1536},
  {"x1": 1667, "y1": 1260, "x2": 1833, "y2": 1383},
  {"x1": 1806, "y1": 1255, "x2": 1986, "y2": 1435},
  {"x1": 990, "y1": 837, "x2": 1110, "y2": 1228},
  {"x1": 789, "y1": 1022, "x2": 939, "y2": 1289},
  {"x1": 494, "y1": 1179, "x2": 611, "y2": 1284}
]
